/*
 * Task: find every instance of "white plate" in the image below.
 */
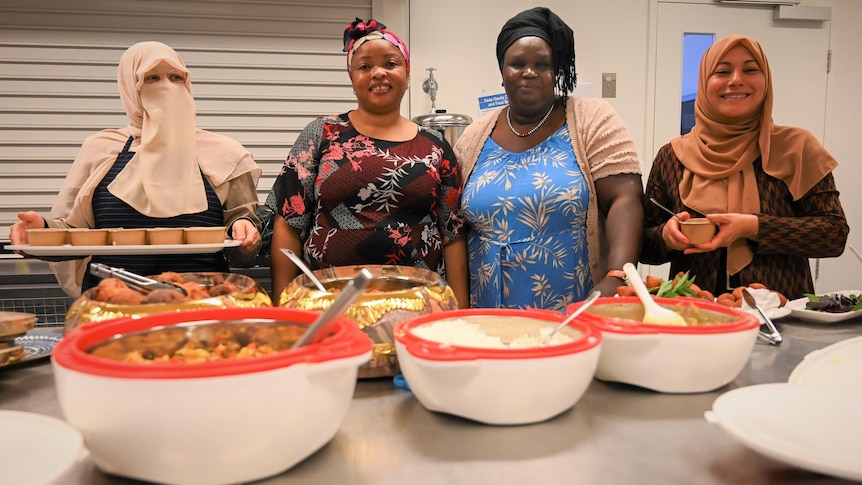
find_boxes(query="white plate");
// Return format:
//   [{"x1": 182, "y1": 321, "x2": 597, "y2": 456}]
[
  {"x1": 785, "y1": 290, "x2": 862, "y2": 324},
  {"x1": 5, "y1": 239, "x2": 240, "y2": 257},
  {"x1": 0, "y1": 410, "x2": 86, "y2": 484},
  {"x1": 740, "y1": 307, "x2": 791, "y2": 325},
  {"x1": 788, "y1": 335, "x2": 862, "y2": 390},
  {"x1": 706, "y1": 383, "x2": 862, "y2": 482}
]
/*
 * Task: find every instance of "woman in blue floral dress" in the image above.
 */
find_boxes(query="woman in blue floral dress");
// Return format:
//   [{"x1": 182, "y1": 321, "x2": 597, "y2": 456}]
[
  {"x1": 268, "y1": 18, "x2": 468, "y2": 306},
  {"x1": 455, "y1": 8, "x2": 644, "y2": 310}
]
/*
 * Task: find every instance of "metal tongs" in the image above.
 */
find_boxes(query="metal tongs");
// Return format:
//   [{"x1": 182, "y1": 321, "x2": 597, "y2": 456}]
[
  {"x1": 89, "y1": 263, "x2": 188, "y2": 296},
  {"x1": 741, "y1": 288, "x2": 782, "y2": 345}
]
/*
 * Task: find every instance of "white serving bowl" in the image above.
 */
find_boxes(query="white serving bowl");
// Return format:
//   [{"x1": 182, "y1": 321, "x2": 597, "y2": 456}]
[
  {"x1": 394, "y1": 308, "x2": 602, "y2": 425},
  {"x1": 571, "y1": 296, "x2": 759, "y2": 393},
  {"x1": 52, "y1": 307, "x2": 372, "y2": 485}
]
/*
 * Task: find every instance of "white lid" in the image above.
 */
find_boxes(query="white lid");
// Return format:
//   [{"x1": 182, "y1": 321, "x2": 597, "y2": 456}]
[
  {"x1": 789, "y1": 335, "x2": 862, "y2": 389},
  {"x1": 0, "y1": 410, "x2": 85, "y2": 484},
  {"x1": 705, "y1": 383, "x2": 862, "y2": 482}
]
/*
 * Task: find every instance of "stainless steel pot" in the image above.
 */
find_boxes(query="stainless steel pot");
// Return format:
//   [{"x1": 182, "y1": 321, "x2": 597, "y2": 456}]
[{"x1": 413, "y1": 111, "x2": 472, "y2": 147}]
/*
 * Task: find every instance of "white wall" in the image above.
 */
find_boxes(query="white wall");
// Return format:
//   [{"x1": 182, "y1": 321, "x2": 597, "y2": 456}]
[
  {"x1": 409, "y1": 0, "x2": 861, "y2": 293},
  {"x1": 408, "y1": 0, "x2": 649, "y2": 160}
]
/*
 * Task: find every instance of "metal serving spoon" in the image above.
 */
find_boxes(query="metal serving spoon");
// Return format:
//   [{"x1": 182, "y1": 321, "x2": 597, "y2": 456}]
[
  {"x1": 280, "y1": 248, "x2": 327, "y2": 292},
  {"x1": 291, "y1": 268, "x2": 373, "y2": 349},
  {"x1": 542, "y1": 290, "x2": 601, "y2": 345},
  {"x1": 649, "y1": 197, "x2": 682, "y2": 223},
  {"x1": 847, "y1": 244, "x2": 862, "y2": 266}
]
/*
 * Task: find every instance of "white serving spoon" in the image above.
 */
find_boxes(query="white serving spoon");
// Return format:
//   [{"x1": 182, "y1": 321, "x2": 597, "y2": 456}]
[
  {"x1": 280, "y1": 248, "x2": 327, "y2": 292},
  {"x1": 622, "y1": 263, "x2": 687, "y2": 326},
  {"x1": 542, "y1": 290, "x2": 601, "y2": 346}
]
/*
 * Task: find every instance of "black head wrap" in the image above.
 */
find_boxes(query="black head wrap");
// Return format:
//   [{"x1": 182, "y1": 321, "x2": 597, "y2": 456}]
[{"x1": 496, "y1": 7, "x2": 577, "y2": 104}]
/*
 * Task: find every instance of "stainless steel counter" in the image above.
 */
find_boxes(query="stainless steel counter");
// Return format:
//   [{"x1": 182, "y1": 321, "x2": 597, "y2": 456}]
[{"x1": 1, "y1": 319, "x2": 859, "y2": 485}]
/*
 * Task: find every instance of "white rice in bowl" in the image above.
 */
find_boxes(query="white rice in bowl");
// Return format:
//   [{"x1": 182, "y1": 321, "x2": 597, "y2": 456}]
[{"x1": 410, "y1": 316, "x2": 577, "y2": 348}]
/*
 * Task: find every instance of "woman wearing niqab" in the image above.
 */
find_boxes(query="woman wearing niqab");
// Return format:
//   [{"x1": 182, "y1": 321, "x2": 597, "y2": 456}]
[{"x1": 10, "y1": 41, "x2": 263, "y2": 296}]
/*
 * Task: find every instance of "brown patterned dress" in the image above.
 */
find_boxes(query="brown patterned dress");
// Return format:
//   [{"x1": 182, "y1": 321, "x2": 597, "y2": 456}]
[{"x1": 641, "y1": 143, "x2": 849, "y2": 300}]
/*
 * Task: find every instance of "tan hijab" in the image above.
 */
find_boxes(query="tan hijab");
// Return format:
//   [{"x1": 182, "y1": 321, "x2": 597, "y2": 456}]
[
  {"x1": 104, "y1": 41, "x2": 207, "y2": 217},
  {"x1": 670, "y1": 35, "x2": 838, "y2": 274}
]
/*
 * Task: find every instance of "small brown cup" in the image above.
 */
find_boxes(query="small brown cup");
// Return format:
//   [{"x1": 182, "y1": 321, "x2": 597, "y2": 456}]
[
  {"x1": 109, "y1": 228, "x2": 148, "y2": 246},
  {"x1": 184, "y1": 227, "x2": 226, "y2": 245},
  {"x1": 26, "y1": 228, "x2": 69, "y2": 246},
  {"x1": 69, "y1": 228, "x2": 109, "y2": 246},
  {"x1": 680, "y1": 218, "x2": 717, "y2": 245},
  {"x1": 147, "y1": 228, "x2": 184, "y2": 245}
]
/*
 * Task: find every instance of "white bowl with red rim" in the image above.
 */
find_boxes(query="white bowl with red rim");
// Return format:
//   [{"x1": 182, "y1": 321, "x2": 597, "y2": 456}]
[
  {"x1": 394, "y1": 308, "x2": 602, "y2": 425},
  {"x1": 52, "y1": 307, "x2": 372, "y2": 485},
  {"x1": 570, "y1": 296, "x2": 759, "y2": 393}
]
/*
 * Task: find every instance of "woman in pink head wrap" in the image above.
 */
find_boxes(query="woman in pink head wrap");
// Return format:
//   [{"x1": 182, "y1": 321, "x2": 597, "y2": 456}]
[
  {"x1": 267, "y1": 18, "x2": 469, "y2": 307},
  {"x1": 10, "y1": 41, "x2": 263, "y2": 297},
  {"x1": 642, "y1": 35, "x2": 848, "y2": 299}
]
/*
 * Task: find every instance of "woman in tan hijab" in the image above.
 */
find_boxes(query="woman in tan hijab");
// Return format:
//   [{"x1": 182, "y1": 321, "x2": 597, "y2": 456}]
[
  {"x1": 641, "y1": 35, "x2": 848, "y2": 299},
  {"x1": 9, "y1": 41, "x2": 263, "y2": 296}
]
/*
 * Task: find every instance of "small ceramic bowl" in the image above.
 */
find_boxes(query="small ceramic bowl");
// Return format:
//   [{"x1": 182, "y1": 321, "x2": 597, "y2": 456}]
[
  {"x1": 184, "y1": 226, "x2": 226, "y2": 245},
  {"x1": 146, "y1": 228, "x2": 184, "y2": 245},
  {"x1": 26, "y1": 228, "x2": 69, "y2": 246},
  {"x1": 108, "y1": 228, "x2": 147, "y2": 246},
  {"x1": 69, "y1": 228, "x2": 109, "y2": 246},
  {"x1": 680, "y1": 218, "x2": 717, "y2": 245}
]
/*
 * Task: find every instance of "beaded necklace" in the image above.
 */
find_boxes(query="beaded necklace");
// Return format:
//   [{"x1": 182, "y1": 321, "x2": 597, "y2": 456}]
[{"x1": 506, "y1": 103, "x2": 555, "y2": 137}]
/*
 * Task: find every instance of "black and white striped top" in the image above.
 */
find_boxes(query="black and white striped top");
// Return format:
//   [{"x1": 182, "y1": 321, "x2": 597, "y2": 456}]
[{"x1": 82, "y1": 137, "x2": 228, "y2": 291}]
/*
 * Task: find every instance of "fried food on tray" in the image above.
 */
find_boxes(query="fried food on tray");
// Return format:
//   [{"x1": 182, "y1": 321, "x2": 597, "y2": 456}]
[
  {"x1": 106, "y1": 288, "x2": 145, "y2": 305},
  {"x1": 142, "y1": 289, "x2": 187, "y2": 304},
  {"x1": 153, "y1": 271, "x2": 185, "y2": 284},
  {"x1": 614, "y1": 273, "x2": 787, "y2": 308},
  {"x1": 180, "y1": 281, "x2": 211, "y2": 300},
  {"x1": 208, "y1": 281, "x2": 240, "y2": 296},
  {"x1": 91, "y1": 272, "x2": 244, "y2": 304},
  {"x1": 94, "y1": 278, "x2": 130, "y2": 302}
]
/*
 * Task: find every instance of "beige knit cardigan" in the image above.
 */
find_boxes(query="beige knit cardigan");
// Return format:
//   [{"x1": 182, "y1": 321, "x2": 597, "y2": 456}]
[{"x1": 453, "y1": 96, "x2": 642, "y2": 287}]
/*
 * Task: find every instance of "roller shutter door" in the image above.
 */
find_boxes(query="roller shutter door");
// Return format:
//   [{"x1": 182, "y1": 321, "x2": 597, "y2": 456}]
[{"x1": 0, "y1": 0, "x2": 373, "y2": 242}]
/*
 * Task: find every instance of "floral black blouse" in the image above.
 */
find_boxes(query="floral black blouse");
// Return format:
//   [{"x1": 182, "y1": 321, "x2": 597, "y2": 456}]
[{"x1": 270, "y1": 113, "x2": 465, "y2": 277}]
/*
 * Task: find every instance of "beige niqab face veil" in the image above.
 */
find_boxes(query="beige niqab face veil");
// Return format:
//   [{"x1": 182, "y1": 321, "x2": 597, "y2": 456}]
[{"x1": 107, "y1": 41, "x2": 207, "y2": 218}]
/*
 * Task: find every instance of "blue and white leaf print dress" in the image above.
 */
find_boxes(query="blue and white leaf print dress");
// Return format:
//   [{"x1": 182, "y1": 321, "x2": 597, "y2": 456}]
[{"x1": 463, "y1": 125, "x2": 591, "y2": 311}]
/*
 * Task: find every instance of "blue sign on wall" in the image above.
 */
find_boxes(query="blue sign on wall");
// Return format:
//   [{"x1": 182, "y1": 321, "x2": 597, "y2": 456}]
[{"x1": 478, "y1": 93, "x2": 509, "y2": 112}]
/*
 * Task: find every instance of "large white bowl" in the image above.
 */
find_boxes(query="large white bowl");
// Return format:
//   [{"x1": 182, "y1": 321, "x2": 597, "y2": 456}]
[
  {"x1": 394, "y1": 308, "x2": 602, "y2": 425},
  {"x1": 571, "y1": 296, "x2": 759, "y2": 393},
  {"x1": 52, "y1": 307, "x2": 372, "y2": 485}
]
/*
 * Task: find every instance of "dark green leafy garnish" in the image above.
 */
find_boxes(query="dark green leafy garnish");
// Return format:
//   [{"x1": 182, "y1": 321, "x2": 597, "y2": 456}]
[
  {"x1": 804, "y1": 293, "x2": 862, "y2": 313},
  {"x1": 651, "y1": 271, "x2": 697, "y2": 298}
]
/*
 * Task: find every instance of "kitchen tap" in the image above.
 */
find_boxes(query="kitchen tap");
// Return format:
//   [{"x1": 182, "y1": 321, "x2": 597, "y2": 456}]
[{"x1": 422, "y1": 67, "x2": 438, "y2": 113}]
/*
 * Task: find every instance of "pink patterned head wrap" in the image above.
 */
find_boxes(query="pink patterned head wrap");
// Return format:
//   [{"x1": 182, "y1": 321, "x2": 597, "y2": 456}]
[{"x1": 343, "y1": 18, "x2": 410, "y2": 77}]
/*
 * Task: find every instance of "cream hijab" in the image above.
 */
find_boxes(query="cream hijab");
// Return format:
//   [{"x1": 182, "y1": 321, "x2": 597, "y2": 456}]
[
  {"x1": 104, "y1": 41, "x2": 205, "y2": 217},
  {"x1": 670, "y1": 35, "x2": 838, "y2": 274}
]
